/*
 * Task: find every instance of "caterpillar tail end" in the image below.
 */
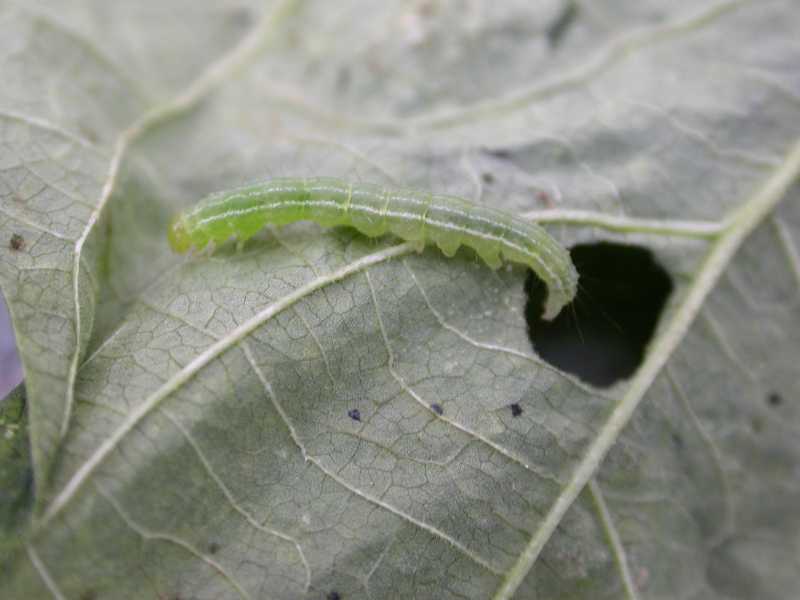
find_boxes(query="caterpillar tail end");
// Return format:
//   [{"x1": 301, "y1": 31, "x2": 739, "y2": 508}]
[
  {"x1": 541, "y1": 266, "x2": 579, "y2": 321},
  {"x1": 541, "y1": 293, "x2": 567, "y2": 321},
  {"x1": 167, "y1": 215, "x2": 192, "y2": 254}
]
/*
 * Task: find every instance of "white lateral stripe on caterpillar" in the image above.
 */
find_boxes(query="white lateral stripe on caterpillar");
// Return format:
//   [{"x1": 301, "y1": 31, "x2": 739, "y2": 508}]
[{"x1": 168, "y1": 177, "x2": 578, "y2": 319}]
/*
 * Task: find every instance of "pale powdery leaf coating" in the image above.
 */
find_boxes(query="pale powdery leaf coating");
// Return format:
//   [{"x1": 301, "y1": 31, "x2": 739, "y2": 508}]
[{"x1": 1, "y1": 1, "x2": 800, "y2": 599}]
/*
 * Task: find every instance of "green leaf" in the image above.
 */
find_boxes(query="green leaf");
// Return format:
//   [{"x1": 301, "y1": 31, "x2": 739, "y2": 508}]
[
  {"x1": 0, "y1": 384, "x2": 33, "y2": 540},
  {"x1": 1, "y1": 1, "x2": 798, "y2": 598}
]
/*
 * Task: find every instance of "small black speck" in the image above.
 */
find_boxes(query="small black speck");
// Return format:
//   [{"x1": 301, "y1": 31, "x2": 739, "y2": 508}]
[
  {"x1": 482, "y1": 172, "x2": 494, "y2": 184},
  {"x1": 430, "y1": 403, "x2": 443, "y2": 416},
  {"x1": 767, "y1": 392, "x2": 782, "y2": 407},
  {"x1": 347, "y1": 408, "x2": 361, "y2": 422},
  {"x1": 510, "y1": 403, "x2": 523, "y2": 417},
  {"x1": 483, "y1": 147, "x2": 511, "y2": 160},
  {"x1": 208, "y1": 541, "x2": 220, "y2": 554},
  {"x1": 10, "y1": 233, "x2": 25, "y2": 251},
  {"x1": 327, "y1": 592, "x2": 342, "y2": 600}
]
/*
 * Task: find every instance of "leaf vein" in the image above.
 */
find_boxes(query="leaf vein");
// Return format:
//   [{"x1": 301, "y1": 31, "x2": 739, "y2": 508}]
[
  {"x1": 25, "y1": 543, "x2": 66, "y2": 600},
  {"x1": 94, "y1": 483, "x2": 254, "y2": 600},
  {"x1": 241, "y1": 331, "x2": 504, "y2": 576},
  {"x1": 160, "y1": 408, "x2": 311, "y2": 593},
  {"x1": 367, "y1": 268, "x2": 578, "y2": 487},
  {"x1": 39, "y1": 243, "x2": 415, "y2": 528},
  {"x1": 493, "y1": 135, "x2": 800, "y2": 600},
  {"x1": 588, "y1": 479, "x2": 641, "y2": 600}
]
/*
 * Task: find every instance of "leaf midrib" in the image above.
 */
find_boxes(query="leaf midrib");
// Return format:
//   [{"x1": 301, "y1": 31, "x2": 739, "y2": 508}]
[
  {"x1": 493, "y1": 136, "x2": 800, "y2": 599},
  {"x1": 38, "y1": 241, "x2": 416, "y2": 530}
]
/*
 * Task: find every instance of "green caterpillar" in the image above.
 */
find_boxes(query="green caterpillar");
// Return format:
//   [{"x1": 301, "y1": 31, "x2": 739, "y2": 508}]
[{"x1": 168, "y1": 177, "x2": 578, "y2": 319}]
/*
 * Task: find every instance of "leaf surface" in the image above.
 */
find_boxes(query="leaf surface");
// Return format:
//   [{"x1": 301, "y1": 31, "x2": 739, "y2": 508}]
[{"x1": 1, "y1": 1, "x2": 798, "y2": 598}]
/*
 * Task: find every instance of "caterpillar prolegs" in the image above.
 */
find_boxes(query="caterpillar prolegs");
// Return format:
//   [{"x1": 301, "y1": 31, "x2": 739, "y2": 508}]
[{"x1": 168, "y1": 177, "x2": 578, "y2": 319}]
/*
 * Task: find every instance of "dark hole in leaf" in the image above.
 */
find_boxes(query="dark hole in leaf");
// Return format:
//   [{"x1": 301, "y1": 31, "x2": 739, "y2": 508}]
[
  {"x1": 327, "y1": 592, "x2": 342, "y2": 600},
  {"x1": 526, "y1": 242, "x2": 673, "y2": 387},
  {"x1": 767, "y1": 392, "x2": 782, "y2": 407},
  {"x1": 208, "y1": 541, "x2": 220, "y2": 554},
  {"x1": 510, "y1": 403, "x2": 523, "y2": 417},
  {"x1": 430, "y1": 403, "x2": 443, "y2": 416},
  {"x1": 347, "y1": 408, "x2": 361, "y2": 422}
]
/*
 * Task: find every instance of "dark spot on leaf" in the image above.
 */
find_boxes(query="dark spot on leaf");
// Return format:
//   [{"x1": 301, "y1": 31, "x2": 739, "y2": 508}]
[
  {"x1": 208, "y1": 541, "x2": 220, "y2": 554},
  {"x1": 671, "y1": 432, "x2": 684, "y2": 449},
  {"x1": 10, "y1": 234, "x2": 24, "y2": 251},
  {"x1": 482, "y1": 172, "x2": 495, "y2": 184},
  {"x1": 327, "y1": 592, "x2": 342, "y2": 600},
  {"x1": 767, "y1": 392, "x2": 782, "y2": 407},
  {"x1": 483, "y1": 147, "x2": 511, "y2": 160},
  {"x1": 526, "y1": 242, "x2": 673, "y2": 387},
  {"x1": 510, "y1": 403, "x2": 523, "y2": 417},
  {"x1": 347, "y1": 408, "x2": 361, "y2": 422},
  {"x1": 431, "y1": 403, "x2": 443, "y2": 416},
  {"x1": 546, "y1": 1, "x2": 579, "y2": 48},
  {"x1": 535, "y1": 190, "x2": 553, "y2": 207}
]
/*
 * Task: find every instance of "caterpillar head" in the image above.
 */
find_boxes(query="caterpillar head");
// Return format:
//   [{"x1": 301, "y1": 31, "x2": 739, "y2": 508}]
[{"x1": 167, "y1": 215, "x2": 192, "y2": 253}]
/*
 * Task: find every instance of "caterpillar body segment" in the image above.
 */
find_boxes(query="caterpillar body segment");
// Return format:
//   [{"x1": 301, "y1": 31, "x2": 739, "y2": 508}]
[{"x1": 168, "y1": 177, "x2": 578, "y2": 319}]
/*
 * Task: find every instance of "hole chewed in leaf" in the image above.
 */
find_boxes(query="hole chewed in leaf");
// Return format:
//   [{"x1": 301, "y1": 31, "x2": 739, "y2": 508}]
[{"x1": 526, "y1": 242, "x2": 673, "y2": 387}]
